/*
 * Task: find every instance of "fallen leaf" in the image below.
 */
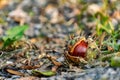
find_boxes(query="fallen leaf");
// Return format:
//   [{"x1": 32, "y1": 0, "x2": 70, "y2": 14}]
[
  {"x1": 6, "y1": 69, "x2": 24, "y2": 76},
  {"x1": 21, "y1": 65, "x2": 40, "y2": 70},
  {"x1": 32, "y1": 70, "x2": 56, "y2": 77},
  {"x1": 47, "y1": 55, "x2": 62, "y2": 66},
  {"x1": 51, "y1": 59, "x2": 62, "y2": 66}
]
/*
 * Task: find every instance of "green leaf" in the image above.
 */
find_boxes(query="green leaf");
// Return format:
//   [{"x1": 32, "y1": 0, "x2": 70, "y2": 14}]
[
  {"x1": 2, "y1": 25, "x2": 28, "y2": 48},
  {"x1": 111, "y1": 56, "x2": 120, "y2": 67},
  {"x1": 32, "y1": 70, "x2": 56, "y2": 77}
]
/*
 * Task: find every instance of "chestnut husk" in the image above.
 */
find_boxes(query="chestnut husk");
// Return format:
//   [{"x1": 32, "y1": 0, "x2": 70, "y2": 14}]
[
  {"x1": 65, "y1": 51, "x2": 87, "y2": 64},
  {"x1": 64, "y1": 37, "x2": 88, "y2": 64}
]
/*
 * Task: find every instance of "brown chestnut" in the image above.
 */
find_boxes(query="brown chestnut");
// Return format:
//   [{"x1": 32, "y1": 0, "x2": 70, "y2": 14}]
[
  {"x1": 70, "y1": 39, "x2": 88, "y2": 58},
  {"x1": 65, "y1": 37, "x2": 88, "y2": 64}
]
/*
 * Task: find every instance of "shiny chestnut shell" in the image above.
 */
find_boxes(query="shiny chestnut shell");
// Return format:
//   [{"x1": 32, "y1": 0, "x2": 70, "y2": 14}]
[
  {"x1": 70, "y1": 39, "x2": 88, "y2": 58},
  {"x1": 65, "y1": 37, "x2": 88, "y2": 64}
]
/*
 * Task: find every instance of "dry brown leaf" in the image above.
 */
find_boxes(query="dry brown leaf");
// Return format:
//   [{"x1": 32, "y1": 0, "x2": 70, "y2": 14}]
[
  {"x1": 21, "y1": 65, "x2": 40, "y2": 70},
  {"x1": 51, "y1": 59, "x2": 62, "y2": 66},
  {"x1": 6, "y1": 69, "x2": 24, "y2": 76},
  {"x1": 47, "y1": 55, "x2": 62, "y2": 67}
]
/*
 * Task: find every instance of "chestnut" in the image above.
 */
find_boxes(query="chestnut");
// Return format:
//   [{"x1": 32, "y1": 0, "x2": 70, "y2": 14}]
[
  {"x1": 70, "y1": 39, "x2": 88, "y2": 58},
  {"x1": 65, "y1": 37, "x2": 88, "y2": 64}
]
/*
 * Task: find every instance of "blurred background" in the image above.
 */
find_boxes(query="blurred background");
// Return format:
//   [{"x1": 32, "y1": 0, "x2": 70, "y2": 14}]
[{"x1": 0, "y1": 0, "x2": 120, "y2": 38}]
